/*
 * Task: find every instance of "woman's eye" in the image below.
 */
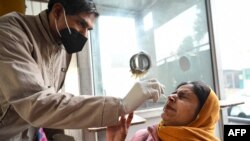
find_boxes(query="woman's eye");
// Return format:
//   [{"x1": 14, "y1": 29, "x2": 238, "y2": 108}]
[{"x1": 178, "y1": 93, "x2": 186, "y2": 99}]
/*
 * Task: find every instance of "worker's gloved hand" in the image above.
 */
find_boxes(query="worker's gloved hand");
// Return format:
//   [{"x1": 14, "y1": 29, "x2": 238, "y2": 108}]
[{"x1": 121, "y1": 79, "x2": 165, "y2": 114}]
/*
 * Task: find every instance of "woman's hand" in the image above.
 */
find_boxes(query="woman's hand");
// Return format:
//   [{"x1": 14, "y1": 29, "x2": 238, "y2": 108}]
[{"x1": 106, "y1": 113, "x2": 134, "y2": 141}]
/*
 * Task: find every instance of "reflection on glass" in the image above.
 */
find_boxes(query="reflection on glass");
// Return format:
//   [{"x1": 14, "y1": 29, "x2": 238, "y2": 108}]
[{"x1": 91, "y1": 0, "x2": 213, "y2": 109}]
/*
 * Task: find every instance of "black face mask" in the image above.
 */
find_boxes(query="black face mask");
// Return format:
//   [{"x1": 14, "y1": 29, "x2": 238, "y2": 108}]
[
  {"x1": 59, "y1": 28, "x2": 88, "y2": 54},
  {"x1": 55, "y1": 8, "x2": 88, "y2": 54}
]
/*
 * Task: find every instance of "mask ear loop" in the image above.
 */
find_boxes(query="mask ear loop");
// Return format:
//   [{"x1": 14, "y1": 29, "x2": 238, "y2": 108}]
[
  {"x1": 55, "y1": 18, "x2": 61, "y2": 37},
  {"x1": 62, "y1": 8, "x2": 72, "y2": 34}
]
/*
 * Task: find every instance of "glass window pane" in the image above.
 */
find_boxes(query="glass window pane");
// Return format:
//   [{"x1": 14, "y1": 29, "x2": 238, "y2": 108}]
[
  {"x1": 91, "y1": 0, "x2": 214, "y2": 110},
  {"x1": 25, "y1": 0, "x2": 47, "y2": 15},
  {"x1": 212, "y1": 0, "x2": 250, "y2": 121}
]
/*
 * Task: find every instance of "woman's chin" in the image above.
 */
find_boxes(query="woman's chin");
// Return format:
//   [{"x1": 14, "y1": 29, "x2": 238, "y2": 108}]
[
  {"x1": 161, "y1": 112, "x2": 169, "y2": 121},
  {"x1": 160, "y1": 118, "x2": 169, "y2": 126}
]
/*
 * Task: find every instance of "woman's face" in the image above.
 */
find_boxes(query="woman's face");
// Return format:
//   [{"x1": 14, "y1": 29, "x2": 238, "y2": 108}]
[{"x1": 161, "y1": 84, "x2": 199, "y2": 126}]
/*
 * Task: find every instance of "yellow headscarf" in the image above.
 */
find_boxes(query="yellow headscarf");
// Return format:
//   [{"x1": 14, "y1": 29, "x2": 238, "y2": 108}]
[{"x1": 157, "y1": 89, "x2": 220, "y2": 141}]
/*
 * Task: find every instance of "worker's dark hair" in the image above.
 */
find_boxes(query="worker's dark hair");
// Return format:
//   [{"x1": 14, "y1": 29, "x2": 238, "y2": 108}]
[
  {"x1": 176, "y1": 81, "x2": 210, "y2": 114},
  {"x1": 48, "y1": 0, "x2": 99, "y2": 17}
]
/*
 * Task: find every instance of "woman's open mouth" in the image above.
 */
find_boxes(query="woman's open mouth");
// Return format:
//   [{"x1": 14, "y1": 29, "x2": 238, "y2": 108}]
[{"x1": 164, "y1": 104, "x2": 176, "y2": 112}]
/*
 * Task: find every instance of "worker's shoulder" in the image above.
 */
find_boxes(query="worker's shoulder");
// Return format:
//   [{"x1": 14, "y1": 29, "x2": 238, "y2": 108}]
[
  {"x1": 0, "y1": 12, "x2": 36, "y2": 28},
  {"x1": 0, "y1": 12, "x2": 24, "y2": 22},
  {"x1": 0, "y1": 12, "x2": 37, "y2": 37}
]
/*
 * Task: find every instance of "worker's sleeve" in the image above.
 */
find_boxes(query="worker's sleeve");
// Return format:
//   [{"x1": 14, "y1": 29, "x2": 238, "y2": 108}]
[{"x1": 0, "y1": 23, "x2": 122, "y2": 129}]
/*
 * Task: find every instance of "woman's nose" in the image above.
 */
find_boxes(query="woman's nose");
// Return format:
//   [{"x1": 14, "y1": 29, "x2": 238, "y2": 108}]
[{"x1": 168, "y1": 94, "x2": 177, "y2": 102}]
